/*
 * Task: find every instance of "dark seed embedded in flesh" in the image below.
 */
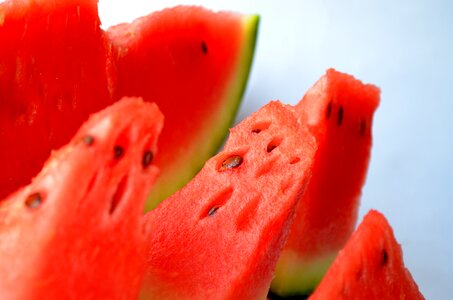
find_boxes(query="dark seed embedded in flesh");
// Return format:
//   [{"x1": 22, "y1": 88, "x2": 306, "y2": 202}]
[
  {"x1": 201, "y1": 41, "x2": 208, "y2": 54},
  {"x1": 114, "y1": 146, "x2": 124, "y2": 159},
  {"x1": 142, "y1": 150, "x2": 154, "y2": 168},
  {"x1": 326, "y1": 101, "x2": 333, "y2": 119},
  {"x1": 359, "y1": 119, "x2": 367, "y2": 136},
  {"x1": 267, "y1": 144, "x2": 277, "y2": 153},
  {"x1": 337, "y1": 105, "x2": 344, "y2": 126},
  {"x1": 382, "y1": 248, "x2": 389, "y2": 266},
  {"x1": 207, "y1": 206, "x2": 219, "y2": 216},
  {"x1": 252, "y1": 129, "x2": 261, "y2": 134},
  {"x1": 25, "y1": 192, "x2": 43, "y2": 209},
  {"x1": 221, "y1": 155, "x2": 243, "y2": 169},
  {"x1": 82, "y1": 135, "x2": 94, "y2": 146}
]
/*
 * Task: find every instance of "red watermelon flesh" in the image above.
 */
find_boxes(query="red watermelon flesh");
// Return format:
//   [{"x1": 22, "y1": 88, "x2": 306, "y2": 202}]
[
  {"x1": 0, "y1": 0, "x2": 115, "y2": 200},
  {"x1": 0, "y1": 1, "x2": 258, "y2": 206},
  {"x1": 142, "y1": 101, "x2": 316, "y2": 299},
  {"x1": 107, "y1": 6, "x2": 259, "y2": 209},
  {"x1": 310, "y1": 210, "x2": 424, "y2": 299},
  {"x1": 0, "y1": 97, "x2": 163, "y2": 299},
  {"x1": 272, "y1": 69, "x2": 380, "y2": 296}
]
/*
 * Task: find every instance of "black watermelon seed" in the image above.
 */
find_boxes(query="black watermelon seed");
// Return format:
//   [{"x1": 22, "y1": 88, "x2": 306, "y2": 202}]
[
  {"x1": 337, "y1": 105, "x2": 344, "y2": 126},
  {"x1": 359, "y1": 119, "x2": 367, "y2": 136},
  {"x1": 382, "y1": 248, "x2": 389, "y2": 266},
  {"x1": 221, "y1": 155, "x2": 243, "y2": 169},
  {"x1": 142, "y1": 150, "x2": 154, "y2": 168},
  {"x1": 25, "y1": 192, "x2": 42, "y2": 209},
  {"x1": 267, "y1": 144, "x2": 277, "y2": 153},
  {"x1": 207, "y1": 206, "x2": 219, "y2": 216},
  {"x1": 82, "y1": 135, "x2": 94, "y2": 146},
  {"x1": 326, "y1": 101, "x2": 333, "y2": 119},
  {"x1": 114, "y1": 146, "x2": 124, "y2": 159},
  {"x1": 252, "y1": 129, "x2": 261, "y2": 134},
  {"x1": 201, "y1": 41, "x2": 208, "y2": 54}
]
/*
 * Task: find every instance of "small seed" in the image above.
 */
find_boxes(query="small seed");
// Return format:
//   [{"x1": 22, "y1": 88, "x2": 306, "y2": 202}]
[
  {"x1": 382, "y1": 248, "x2": 389, "y2": 266},
  {"x1": 201, "y1": 41, "x2": 208, "y2": 54},
  {"x1": 142, "y1": 150, "x2": 154, "y2": 168},
  {"x1": 221, "y1": 155, "x2": 243, "y2": 170},
  {"x1": 82, "y1": 135, "x2": 94, "y2": 146},
  {"x1": 359, "y1": 119, "x2": 367, "y2": 136},
  {"x1": 252, "y1": 129, "x2": 261, "y2": 134},
  {"x1": 114, "y1": 146, "x2": 124, "y2": 159},
  {"x1": 25, "y1": 192, "x2": 43, "y2": 209},
  {"x1": 337, "y1": 105, "x2": 344, "y2": 126},
  {"x1": 207, "y1": 206, "x2": 219, "y2": 216},
  {"x1": 326, "y1": 101, "x2": 333, "y2": 119},
  {"x1": 267, "y1": 144, "x2": 277, "y2": 153}
]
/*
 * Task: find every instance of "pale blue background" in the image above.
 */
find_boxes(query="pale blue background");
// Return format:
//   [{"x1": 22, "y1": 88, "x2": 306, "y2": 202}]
[{"x1": 101, "y1": 1, "x2": 453, "y2": 298}]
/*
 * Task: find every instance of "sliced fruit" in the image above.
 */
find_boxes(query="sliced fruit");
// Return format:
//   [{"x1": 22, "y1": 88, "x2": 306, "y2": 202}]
[
  {"x1": 271, "y1": 69, "x2": 380, "y2": 296},
  {"x1": 310, "y1": 210, "x2": 424, "y2": 299},
  {"x1": 0, "y1": 97, "x2": 163, "y2": 299},
  {"x1": 0, "y1": 0, "x2": 114, "y2": 200},
  {"x1": 142, "y1": 101, "x2": 315, "y2": 299},
  {"x1": 107, "y1": 6, "x2": 259, "y2": 209},
  {"x1": 0, "y1": 1, "x2": 258, "y2": 207}
]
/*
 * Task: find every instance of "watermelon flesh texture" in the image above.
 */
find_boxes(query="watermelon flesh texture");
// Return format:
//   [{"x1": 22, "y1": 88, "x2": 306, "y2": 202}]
[
  {"x1": 142, "y1": 101, "x2": 316, "y2": 299},
  {"x1": 271, "y1": 69, "x2": 380, "y2": 296},
  {"x1": 309, "y1": 210, "x2": 424, "y2": 299},
  {"x1": 0, "y1": 1, "x2": 258, "y2": 207},
  {"x1": 0, "y1": 0, "x2": 115, "y2": 200},
  {"x1": 0, "y1": 97, "x2": 163, "y2": 299},
  {"x1": 107, "y1": 6, "x2": 259, "y2": 210}
]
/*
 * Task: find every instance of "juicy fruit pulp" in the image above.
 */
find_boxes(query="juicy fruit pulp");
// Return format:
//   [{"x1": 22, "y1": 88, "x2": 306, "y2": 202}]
[
  {"x1": 0, "y1": 1, "x2": 258, "y2": 207},
  {"x1": 309, "y1": 210, "x2": 424, "y2": 299},
  {"x1": 0, "y1": 0, "x2": 114, "y2": 200},
  {"x1": 107, "y1": 6, "x2": 259, "y2": 209},
  {"x1": 0, "y1": 98, "x2": 163, "y2": 299},
  {"x1": 272, "y1": 69, "x2": 380, "y2": 296},
  {"x1": 142, "y1": 101, "x2": 316, "y2": 299}
]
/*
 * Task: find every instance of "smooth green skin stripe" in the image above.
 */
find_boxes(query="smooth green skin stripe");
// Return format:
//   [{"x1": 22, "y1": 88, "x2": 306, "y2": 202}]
[
  {"x1": 270, "y1": 250, "x2": 338, "y2": 297},
  {"x1": 145, "y1": 15, "x2": 260, "y2": 211}
]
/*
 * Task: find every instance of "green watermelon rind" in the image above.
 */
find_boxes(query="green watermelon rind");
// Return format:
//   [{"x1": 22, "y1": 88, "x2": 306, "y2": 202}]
[
  {"x1": 270, "y1": 250, "x2": 337, "y2": 296},
  {"x1": 145, "y1": 14, "x2": 260, "y2": 210}
]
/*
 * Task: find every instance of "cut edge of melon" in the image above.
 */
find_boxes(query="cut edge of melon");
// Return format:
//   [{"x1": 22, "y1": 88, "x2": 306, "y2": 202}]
[
  {"x1": 145, "y1": 14, "x2": 260, "y2": 211},
  {"x1": 270, "y1": 250, "x2": 337, "y2": 296}
]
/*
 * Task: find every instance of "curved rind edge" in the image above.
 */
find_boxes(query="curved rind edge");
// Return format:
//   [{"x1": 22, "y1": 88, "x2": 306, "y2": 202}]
[{"x1": 145, "y1": 13, "x2": 260, "y2": 211}]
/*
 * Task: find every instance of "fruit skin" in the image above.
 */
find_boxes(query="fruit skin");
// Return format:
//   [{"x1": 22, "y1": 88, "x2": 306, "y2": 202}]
[
  {"x1": 309, "y1": 210, "x2": 425, "y2": 300},
  {"x1": 0, "y1": 97, "x2": 163, "y2": 300},
  {"x1": 141, "y1": 101, "x2": 315, "y2": 300},
  {"x1": 271, "y1": 69, "x2": 380, "y2": 296},
  {"x1": 107, "y1": 6, "x2": 260, "y2": 210}
]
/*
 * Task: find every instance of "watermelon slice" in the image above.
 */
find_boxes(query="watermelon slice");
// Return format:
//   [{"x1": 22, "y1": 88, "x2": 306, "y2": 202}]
[
  {"x1": 0, "y1": 1, "x2": 258, "y2": 207},
  {"x1": 142, "y1": 101, "x2": 316, "y2": 299},
  {"x1": 0, "y1": 0, "x2": 115, "y2": 200},
  {"x1": 0, "y1": 97, "x2": 163, "y2": 299},
  {"x1": 271, "y1": 69, "x2": 380, "y2": 296},
  {"x1": 107, "y1": 6, "x2": 259, "y2": 209},
  {"x1": 309, "y1": 210, "x2": 424, "y2": 299}
]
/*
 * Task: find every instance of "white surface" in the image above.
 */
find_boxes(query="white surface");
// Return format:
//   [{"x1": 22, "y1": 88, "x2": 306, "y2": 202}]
[{"x1": 100, "y1": 1, "x2": 453, "y2": 298}]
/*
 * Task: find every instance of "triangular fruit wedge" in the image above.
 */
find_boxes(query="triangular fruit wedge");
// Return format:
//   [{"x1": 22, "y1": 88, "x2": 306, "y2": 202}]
[
  {"x1": 107, "y1": 6, "x2": 259, "y2": 209},
  {"x1": 272, "y1": 69, "x2": 380, "y2": 296},
  {"x1": 0, "y1": 1, "x2": 258, "y2": 208},
  {"x1": 0, "y1": 0, "x2": 114, "y2": 200},
  {"x1": 142, "y1": 101, "x2": 316, "y2": 299},
  {"x1": 309, "y1": 210, "x2": 425, "y2": 299},
  {"x1": 0, "y1": 98, "x2": 163, "y2": 299}
]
